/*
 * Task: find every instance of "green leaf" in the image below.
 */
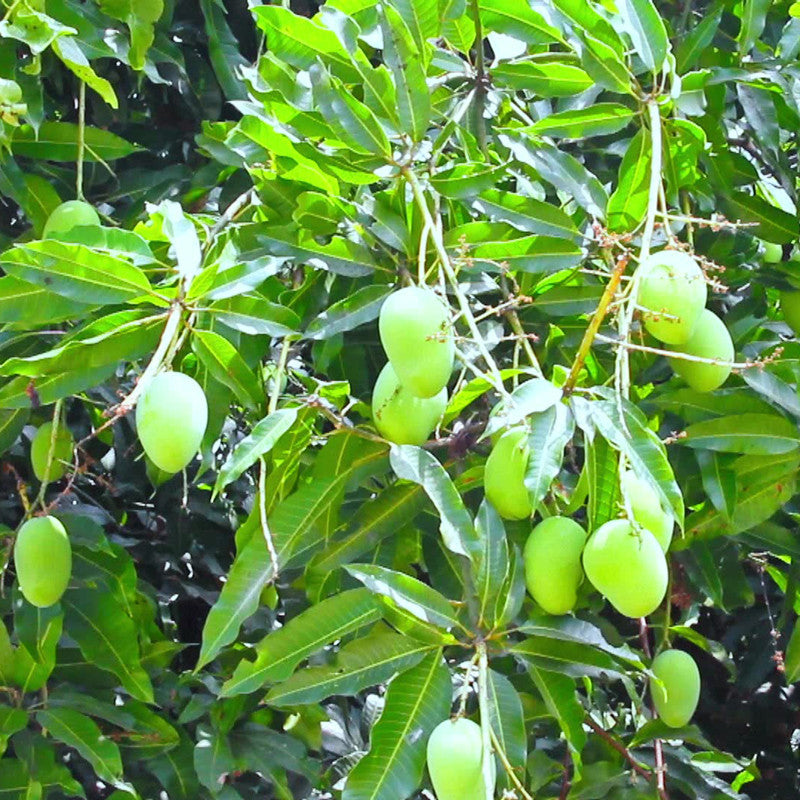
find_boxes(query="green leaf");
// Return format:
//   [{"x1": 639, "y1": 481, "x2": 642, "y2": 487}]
[
  {"x1": 97, "y1": 0, "x2": 164, "y2": 69},
  {"x1": 214, "y1": 408, "x2": 299, "y2": 495},
  {"x1": 11, "y1": 601, "x2": 62, "y2": 694},
  {"x1": 0, "y1": 9, "x2": 73, "y2": 54},
  {"x1": 738, "y1": 0, "x2": 771, "y2": 53},
  {"x1": 0, "y1": 366, "x2": 117, "y2": 410},
  {"x1": 199, "y1": 0, "x2": 247, "y2": 99},
  {"x1": 0, "y1": 241, "x2": 153, "y2": 304},
  {"x1": 62, "y1": 588, "x2": 154, "y2": 703},
  {"x1": 524, "y1": 404, "x2": 574, "y2": 510},
  {"x1": 784, "y1": 620, "x2": 800, "y2": 683},
  {"x1": 676, "y1": 3, "x2": 723, "y2": 71},
  {"x1": 345, "y1": 564, "x2": 460, "y2": 631},
  {"x1": 607, "y1": 128, "x2": 651, "y2": 232},
  {"x1": 0, "y1": 409, "x2": 26, "y2": 456},
  {"x1": 193, "y1": 725, "x2": 235, "y2": 793},
  {"x1": 696, "y1": 450, "x2": 737, "y2": 521},
  {"x1": 265, "y1": 628, "x2": 434, "y2": 706},
  {"x1": 379, "y1": 4, "x2": 430, "y2": 142},
  {"x1": 51, "y1": 37, "x2": 118, "y2": 108},
  {"x1": 197, "y1": 443, "x2": 387, "y2": 669},
  {"x1": 681, "y1": 414, "x2": 800, "y2": 455},
  {"x1": 12, "y1": 123, "x2": 139, "y2": 161},
  {"x1": 37, "y1": 708, "x2": 123, "y2": 784},
  {"x1": 617, "y1": 0, "x2": 669, "y2": 71},
  {"x1": 19, "y1": 173, "x2": 62, "y2": 237},
  {"x1": 474, "y1": 500, "x2": 510, "y2": 629},
  {"x1": 309, "y1": 62, "x2": 392, "y2": 157},
  {"x1": 221, "y1": 589, "x2": 381, "y2": 697},
  {"x1": 528, "y1": 104, "x2": 634, "y2": 139},
  {"x1": 479, "y1": 0, "x2": 563, "y2": 44},
  {"x1": 486, "y1": 670, "x2": 527, "y2": 784},
  {"x1": 0, "y1": 758, "x2": 35, "y2": 799},
  {"x1": 499, "y1": 132, "x2": 608, "y2": 219},
  {"x1": 342, "y1": 650, "x2": 451, "y2": 800},
  {"x1": 527, "y1": 665, "x2": 585, "y2": 773},
  {"x1": 490, "y1": 60, "x2": 593, "y2": 97},
  {"x1": 389, "y1": 445, "x2": 479, "y2": 559},
  {"x1": 578, "y1": 34, "x2": 633, "y2": 94},
  {"x1": 473, "y1": 190, "x2": 580, "y2": 241},
  {"x1": 431, "y1": 163, "x2": 508, "y2": 200},
  {"x1": 191, "y1": 329, "x2": 263, "y2": 410},
  {"x1": 256, "y1": 230, "x2": 377, "y2": 277},
  {"x1": 209, "y1": 294, "x2": 300, "y2": 338},
  {"x1": 305, "y1": 285, "x2": 392, "y2": 340},
  {"x1": 722, "y1": 192, "x2": 799, "y2": 244},
  {"x1": 484, "y1": 378, "x2": 562, "y2": 438}
]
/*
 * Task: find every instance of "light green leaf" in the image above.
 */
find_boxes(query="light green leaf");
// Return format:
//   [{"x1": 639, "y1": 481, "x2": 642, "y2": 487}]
[
  {"x1": 490, "y1": 60, "x2": 593, "y2": 97},
  {"x1": 191, "y1": 329, "x2": 263, "y2": 410},
  {"x1": 209, "y1": 294, "x2": 301, "y2": 338},
  {"x1": 51, "y1": 37, "x2": 118, "y2": 108},
  {"x1": 617, "y1": 0, "x2": 669, "y2": 71},
  {"x1": 474, "y1": 500, "x2": 510, "y2": 629},
  {"x1": 608, "y1": 128, "x2": 651, "y2": 232},
  {"x1": 524, "y1": 404, "x2": 574, "y2": 510},
  {"x1": 528, "y1": 104, "x2": 634, "y2": 139},
  {"x1": 222, "y1": 589, "x2": 381, "y2": 697},
  {"x1": 682, "y1": 414, "x2": 800, "y2": 455}
]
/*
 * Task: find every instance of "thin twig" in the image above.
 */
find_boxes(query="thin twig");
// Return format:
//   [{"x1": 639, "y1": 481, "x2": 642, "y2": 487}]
[
  {"x1": 585, "y1": 717, "x2": 653, "y2": 781},
  {"x1": 489, "y1": 727, "x2": 534, "y2": 800},
  {"x1": 258, "y1": 457, "x2": 280, "y2": 578}
]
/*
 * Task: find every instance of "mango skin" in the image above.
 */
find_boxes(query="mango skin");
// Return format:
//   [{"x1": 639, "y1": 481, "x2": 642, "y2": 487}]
[
  {"x1": 372, "y1": 362, "x2": 446, "y2": 446},
  {"x1": 136, "y1": 371, "x2": 208, "y2": 473},
  {"x1": 668, "y1": 309, "x2": 733, "y2": 393},
  {"x1": 484, "y1": 428, "x2": 532, "y2": 520},
  {"x1": 379, "y1": 287, "x2": 454, "y2": 398},
  {"x1": 524, "y1": 516, "x2": 587, "y2": 614},
  {"x1": 651, "y1": 649, "x2": 701, "y2": 728},
  {"x1": 30, "y1": 422, "x2": 73, "y2": 483},
  {"x1": 15, "y1": 516, "x2": 72, "y2": 608},
  {"x1": 582, "y1": 519, "x2": 668, "y2": 618},
  {"x1": 637, "y1": 250, "x2": 707, "y2": 344},
  {"x1": 620, "y1": 470, "x2": 673, "y2": 553},
  {"x1": 426, "y1": 717, "x2": 485, "y2": 800},
  {"x1": 780, "y1": 290, "x2": 800, "y2": 337},
  {"x1": 42, "y1": 200, "x2": 101, "y2": 239}
]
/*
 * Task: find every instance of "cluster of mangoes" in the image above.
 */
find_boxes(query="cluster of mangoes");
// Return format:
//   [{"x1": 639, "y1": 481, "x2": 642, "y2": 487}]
[
  {"x1": 13, "y1": 202, "x2": 210, "y2": 609},
  {"x1": 636, "y1": 249, "x2": 734, "y2": 392},
  {"x1": 371, "y1": 286, "x2": 454, "y2": 445}
]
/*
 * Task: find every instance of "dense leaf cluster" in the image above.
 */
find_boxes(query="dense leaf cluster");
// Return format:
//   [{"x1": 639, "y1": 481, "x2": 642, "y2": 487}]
[{"x1": 0, "y1": 0, "x2": 798, "y2": 799}]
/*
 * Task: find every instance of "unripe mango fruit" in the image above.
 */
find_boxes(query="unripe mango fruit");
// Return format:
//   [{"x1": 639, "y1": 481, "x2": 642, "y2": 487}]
[
  {"x1": 651, "y1": 649, "x2": 701, "y2": 728},
  {"x1": 30, "y1": 422, "x2": 73, "y2": 483},
  {"x1": 42, "y1": 200, "x2": 101, "y2": 239},
  {"x1": 372, "y1": 363, "x2": 446, "y2": 446},
  {"x1": 582, "y1": 519, "x2": 668, "y2": 618},
  {"x1": 426, "y1": 717, "x2": 486, "y2": 800},
  {"x1": 780, "y1": 290, "x2": 800, "y2": 337},
  {"x1": 524, "y1": 516, "x2": 586, "y2": 614},
  {"x1": 763, "y1": 241, "x2": 783, "y2": 264},
  {"x1": 379, "y1": 286, "x2": 454, "y2": 398},
  {"x1": 15, "y1": 516, "x2": 72, "y2": 607},
  {"x1": 136, "y1": 371, "x2": 208, "y2": 473},
  {"x1": 484, "y1": 428, "x2": 532, "y2": 520},
  {"x1": 620, "y1": 471, "x2": 673, "y2": 553},
  {"x1": 637, "y1": 250, "x2": 707, "y2": 344},
  {"x1": 668, "y1": 309, "x2": 733, "y2": 393}
]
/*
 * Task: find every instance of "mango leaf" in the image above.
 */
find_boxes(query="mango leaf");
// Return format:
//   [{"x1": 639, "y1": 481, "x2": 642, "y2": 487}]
[
  {"x1": 191, "y1": 329, "x2": 263, "y2": 410},
  {"x1": 389, "y1": 445, "x2": 479, "y2": 559},
  {"x1": 214, "y1": 408, "x2": 299, "y2": 495},
  {"x1": 221, "y1": 589, "x2": 381, "y2": 697},
  {"x1": 37, "y1": 708, "x2": 123, "y2": 784},
  {"x1": 681, "y1": 414, "x2": 800, "y2": 455},
  {"x1": 210, "y1": 294, "x2": 301, "y2": 338},
  {"x1": 490, "y1": 61, "x2": 593, "y2": 97},
  {"x1": 677, "y1": 3, "x2": 723, "y2": 71},
  {"x1": 0, "y1": 241, "x2": 153, "y2": 305},
  {"x1": 51, "y1": 36, "x2": 118, "y2": 108},
  {"x1": 696, "y1": 450, "x2": 737, "y2": 521},
  {"x1": 309, "y1": 62, "x2": 392, "y2": 157},
  {"x1": 265, "y1": 628, "x2": 434, "y2": 706},
  {"x1": 62, "y1": 587, "x2": 153, "y2": 703},
  {"x1": 199, "y1": 0, "x2": 247, "y2": 100},
  {"x1": 345, "y1": 564, "x2": 460, "y2": 631},
  {"x1": 483, "y1": 378, "x2": 562, "y2": 438},
  {"x1": 486, "y1": 669, "x2": 527, "y2": 785},
  {"x1": 11, "y1": 600, "x2": 62, "y2": 694},
  {"x1": 97, "y1": 0, "x2": 164, "y2": 70},
  {"x1": 257, "y1": 230, "x2": 377, "y2": 276},
  {"x1": 474, "y1": 500, "x2": 510, "y2": 629},
  {"x1": 0, "y1": 409, "x2": 26, "y2": 456},
  {"x1": 12, "y1": 123, "x2": 139, "y2": 161},
  {"x1": 528, "y1": 104, "x2": 634, "y2": 139},
  {"x1": 0, "y1": 366, "x2": 118, "y2": 410},
  {"x1": 524, "y1": 404, "x2": 574, "y2": 510},
  {"x1": 608, "y1": 128, "x2": 651, "y2": 232},
  {"x1": 379, "y1": 4, "x2": 430, "y2": 142},
  {"x1": 617, "y1": 0, "x2": 669, "y2": 71},
  {"x1": 784, "y1": 620, "x2": 800, "y2": 683},
  {"x1": 722, "y1": 192, "x2": 799, "y2": 244},
  {"x1": 342, "y1": 651, "x2": 450, "y2": 800},
  {"x1": 473, "y1": 190, "x2": 581, "y2": 241},
  {"x1": 527, "y1": 665, "x2": 585, "y2": 776},
  {"x1": 738, "y1": 0, "x2": 771, "y2": 53},
  {"x1": 305, "y1": 285, "x2": 391, "y2": 340},
  {"x1": 193, "y1": 725, "x2": 235, "y2": 793},
  {"x1": 479, "y1": 0, "x2": 563, "y2": 44},
  {"x1": 0, "y1": 758, "x2": 38, "y2": 799}
]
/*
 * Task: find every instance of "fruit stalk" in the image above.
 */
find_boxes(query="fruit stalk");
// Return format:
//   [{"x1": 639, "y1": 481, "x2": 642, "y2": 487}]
[
  {"x1": 489, "y1": 727, "x2": 534, "y2": 800},
  {"x1": 117, "y1": 302, "x2": 184, "y2": 414},
  {"x1": 477, "y1": 642, "x2": 496, "y2": 800},
  {"x1": 76, "y1": 81, "x2": 86, "y2": 200},
  {"x1": 403, "y1": 167, "x2": 509, "y2": 398},
  {"x1": 562, "y1": 252, "x2": 628, "y2": 395},
  {"x1": 30, "y1": 399, "x2": 64, "y2": 514}
]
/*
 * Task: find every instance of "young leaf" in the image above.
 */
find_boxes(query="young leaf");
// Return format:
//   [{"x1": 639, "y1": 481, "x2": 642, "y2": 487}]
[
  {"x1": 191, "y1": 329, "x2": 263, "y2": 410},
  {"x1": 616, "y1": 0, "x2": 669, "y2": 72},
  {"x1": 524, "y1": 404, "x2": 574, "y2": 510},
  {"x1": 607, "y1": 128, "x2": 651, "y2": 232}
]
